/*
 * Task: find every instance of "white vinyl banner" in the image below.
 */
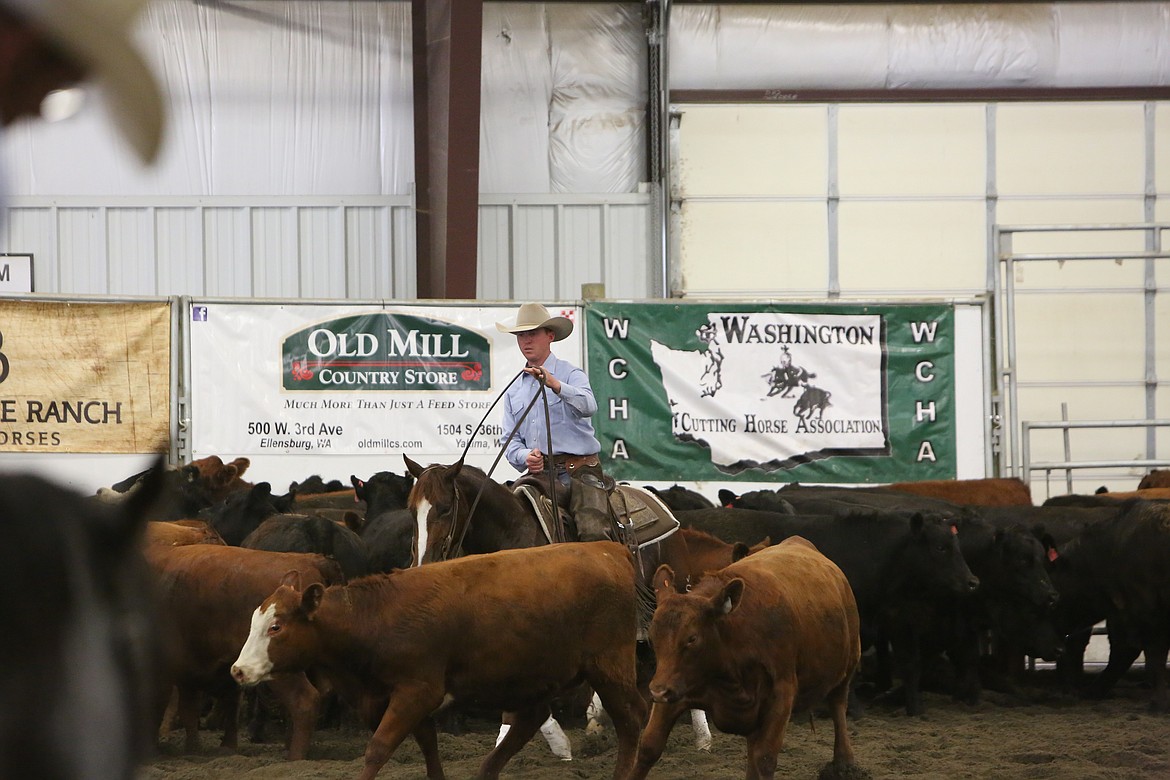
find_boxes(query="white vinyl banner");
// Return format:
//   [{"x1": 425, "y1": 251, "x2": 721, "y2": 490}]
[{"x1": 187, "y1": 302, "x2": 584, "y2": 473}]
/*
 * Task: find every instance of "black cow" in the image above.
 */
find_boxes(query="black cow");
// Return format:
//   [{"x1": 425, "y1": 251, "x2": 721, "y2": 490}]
[
  {"x1": 241, "y1": 513, "x2": 370, "y2": 580},
  {"x1": 288, "y1": 474, "x2": 346, "y2": 495},
  {"x1": 930, "y1": 518, "x2": 1060, "y2": 702},
  {"x1": 351, "y1": 470, "x2": 414, "y2": 518},
  {"x1": 643, "y1": 485, "x2": 715, "y2": 511},
  {"x1": 358, "y1": 508, "x2": 416, "y2": 573},
  {"x1": 0, "y1": 466, "x2": 169, "y2": 779},
  {"x1": 977, "y1": 503, "x2": 1124, "y2": 687},
  {"x1": 198, "y1": 482, "x2": 294, "y2": 546},
  {"x1": 351, "y1": 471, "x2": 416, "y2": 573},
  {"x1": 1044, "y1": 499, "x2": 1170, "y2": 710}
]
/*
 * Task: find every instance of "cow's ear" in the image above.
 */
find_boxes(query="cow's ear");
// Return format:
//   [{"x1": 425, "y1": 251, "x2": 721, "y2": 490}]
[
  {"x1": 910, "y1": 513, "x2": 925, "y2": 534},
  {"x1": 652, "y1": 564, "x2": 676, "y2": 599},
  {"x1": 280, "y1": 570, "x2": 302, "y2": 590},
  {"x1": 217, "y1": 464, "x2": 240, "y2": 487},
  {"x1": 343, "y1": 511, "x2": 364, "y2": 534},
  {"x1": 302, "y1": 583, "x2": 325, "y2": 617},
  {"x1": 731, "y1": 542, "x2": 751, "y2": 562},
  {"x1": 714, "y1": 578, "x2": 745, "y2": 616},
  {"x1": 231, "y1": 457, "x2": 251, "y2": 477},
  {"x1": 717, "y1": 489, "x2": 737, "y2": 506},
  {"x1": 404, "y1": 456, "x2": 424, "y2": 478}
]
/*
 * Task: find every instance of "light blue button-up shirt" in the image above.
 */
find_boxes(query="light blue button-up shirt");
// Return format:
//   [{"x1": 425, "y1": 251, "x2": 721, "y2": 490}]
[{"x1": 500, "y1": 352, "x2": 601, "y2": 473}]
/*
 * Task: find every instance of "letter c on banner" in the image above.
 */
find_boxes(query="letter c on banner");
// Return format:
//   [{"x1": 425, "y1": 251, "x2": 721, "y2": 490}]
[
  {"x1": 609, "y1": 358, "x2": 628, "y2": 380},
  {"x1": 915, "y1": 360, "x2": 935, "y2": 383}
]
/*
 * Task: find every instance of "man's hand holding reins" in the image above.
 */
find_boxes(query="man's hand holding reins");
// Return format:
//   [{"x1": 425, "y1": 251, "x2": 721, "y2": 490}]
[
  {"x1": 525, "y1": 447, "x2": 546, "y2": 474},
  {"x1": 524, "y1": 365, "x2": 562, "y2": 394}
]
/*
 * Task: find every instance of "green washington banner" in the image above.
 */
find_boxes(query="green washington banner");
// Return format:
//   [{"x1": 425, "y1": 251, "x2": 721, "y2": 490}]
[{"x1": 587, "y1": 301, "x2": 956, "y2": 483}]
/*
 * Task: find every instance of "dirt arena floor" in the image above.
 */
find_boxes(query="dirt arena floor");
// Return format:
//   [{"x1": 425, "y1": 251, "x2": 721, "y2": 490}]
[{"x1": 138, "y1": 668, "x2": 1169, "y2": 780}]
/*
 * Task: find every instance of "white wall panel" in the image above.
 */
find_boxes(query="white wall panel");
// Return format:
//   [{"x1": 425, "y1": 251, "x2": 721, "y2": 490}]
[
  {"x1": 512, "y1": 205, "x2": 559, "y2": 301},
  {"x1": 205, "y1": 208, "x2": 251, "y2": 296},
  {"x1": 156, "y1": 208, "x2": 204, "y2": 295},
  {"x1": 605, "y1": 203, "x2": 651, "y2": 298},
  {"x1": 1013, "y1": 292, "x2": 1145, "y2": 382},
  {"x1": 252, "y1": 208, "x2": 298, "y2": 297},
  {"x1": 478, "y1": 206, "x2": 514, "y2": 300},
  {"x1": 560, "y1": 206, "x2": 604, "y2": 297},
  {"x1": 4, "y1": 209, "x2": 54, "y2": 292},
  {"x1": 997, "y1": 103, "x2": 1145, "y2": 196},
  {"x1": 677, "y1": 105, "x2": 827, "y2": 197},
  {"x1": 60, "y1": 209, "x2": 106, "y2": 294},
  {"x1": 679, "y1": 201, "x2": 829, "y2": 294},
  {"x1": 108, "y1": 208, "x2": 157, "y2": 295},
  {"x1": 838, "y1": 201, "x2": 986, "y2": 293},
  {"x1": 838, "y1": 105, "x2": 986, "y2": 197}
]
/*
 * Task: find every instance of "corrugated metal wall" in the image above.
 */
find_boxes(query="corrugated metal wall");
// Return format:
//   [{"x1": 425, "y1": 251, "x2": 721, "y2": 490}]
[{"x1": 4, "y1": 194, "x2": 653, "y2": 300}]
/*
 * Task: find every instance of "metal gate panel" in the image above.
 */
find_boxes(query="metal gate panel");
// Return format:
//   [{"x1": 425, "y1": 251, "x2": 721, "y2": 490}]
[{"x1": 995, "y1": 223, "x2": 1170, "y2": 494}]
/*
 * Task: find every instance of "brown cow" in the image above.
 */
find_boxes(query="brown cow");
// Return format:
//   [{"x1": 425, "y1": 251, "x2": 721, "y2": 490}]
[
  {"x1": 231, "y1": 542, "x2": 646, "y2": 780},
  {"x1": 627, "y1": 536, "x2": 863, "y2": 780},
  {"x1": 677, "y1": 526, "x2": 767, "y2": 579},
  {"x1": 143, "y1": 520, "x2": 225, "y2": 547},
  {"x1": 876, "y1": 477, "x2": 1034, "y2": 506},
  {"x1": 185, "y1": 455, "x2": 253, "y2": 501},
  {"x1": 1138, "y1": 469, "x2": 1170, "y2": 490},
  {"x1": 144, "y1": 544, "x2": 343, "y2": 758}
]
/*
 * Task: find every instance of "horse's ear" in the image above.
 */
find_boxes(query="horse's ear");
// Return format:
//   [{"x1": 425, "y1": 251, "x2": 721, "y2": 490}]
[
  {"x1": 445, "y1": 459, "x2": 464, "y2": 479},
  {"x1": 404, "y1": 456, "x2": 424, "y2": 478}
]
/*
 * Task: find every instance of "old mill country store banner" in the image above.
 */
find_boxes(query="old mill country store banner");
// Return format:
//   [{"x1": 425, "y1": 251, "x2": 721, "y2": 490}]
[
  {"x1": 188, "y1": 302, "x2": 584, "y2": 467},
  {"x1": 587, "y1": 301, "x2": 958, "y2": 483},
  {"x1": 0, "y1": 300, "x2": 170, "y2": 453}
]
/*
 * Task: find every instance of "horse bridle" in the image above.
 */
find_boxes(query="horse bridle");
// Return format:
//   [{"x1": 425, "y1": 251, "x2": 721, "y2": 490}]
[{"x1": 423, "y1": 368, "x2": 566, "y2": 563}]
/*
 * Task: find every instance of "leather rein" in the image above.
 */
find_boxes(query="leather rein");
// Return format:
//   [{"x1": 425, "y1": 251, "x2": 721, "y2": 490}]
[{"x1": 427, "y1": 368, "x2": 563, "y2": 562}]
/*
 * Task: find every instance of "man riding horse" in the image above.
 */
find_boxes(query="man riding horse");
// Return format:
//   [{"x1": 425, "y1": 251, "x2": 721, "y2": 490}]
[{"x1": 496, "y1": 302, "x2": 614, "y2": 543}]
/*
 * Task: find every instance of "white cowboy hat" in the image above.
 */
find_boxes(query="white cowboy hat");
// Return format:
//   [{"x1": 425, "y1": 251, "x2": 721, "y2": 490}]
[
  {"x1": 5, "y1": 0, "x2": 165, "y2": 164},
  {"x1": 495, "y1": 302, "x2": 573, "y2": 341}
]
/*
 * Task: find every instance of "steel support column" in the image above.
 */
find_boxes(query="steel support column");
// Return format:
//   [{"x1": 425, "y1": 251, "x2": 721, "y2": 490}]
[{"x1": 411, "y1": 0, "x2": 483, "y2": 299}]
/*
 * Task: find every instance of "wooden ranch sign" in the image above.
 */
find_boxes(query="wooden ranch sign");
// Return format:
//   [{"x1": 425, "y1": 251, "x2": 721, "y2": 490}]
[{"x1": 0, "y1": 300, "x2": 171, "y2": 453}]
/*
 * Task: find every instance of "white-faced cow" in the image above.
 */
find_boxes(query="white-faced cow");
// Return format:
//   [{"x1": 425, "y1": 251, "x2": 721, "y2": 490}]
[
  {"x1": 231, "y1": 542, "x2": 647, "y2": 780},
  {"x1": 626, "y1": 536, "x2": 863, "y2": 780},
  {"x1": 144, "y1": 544, "x2": 344, "y2": 758}
]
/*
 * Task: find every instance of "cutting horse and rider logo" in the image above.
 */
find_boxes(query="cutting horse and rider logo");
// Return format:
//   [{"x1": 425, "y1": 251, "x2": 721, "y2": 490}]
[{"x1": 696, "y1": 326, "x2": 832, "y2": 421}]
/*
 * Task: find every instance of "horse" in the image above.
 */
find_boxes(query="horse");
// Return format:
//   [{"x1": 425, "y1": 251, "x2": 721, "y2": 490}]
[{"x1": 403, "y1": 455, "x2": 716, "y2": 752}]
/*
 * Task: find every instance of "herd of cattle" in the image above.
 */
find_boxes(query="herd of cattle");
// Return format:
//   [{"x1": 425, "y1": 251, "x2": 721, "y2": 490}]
[{"x1": 7, "y1": 457, "x2": 1170, "y2": 779}]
